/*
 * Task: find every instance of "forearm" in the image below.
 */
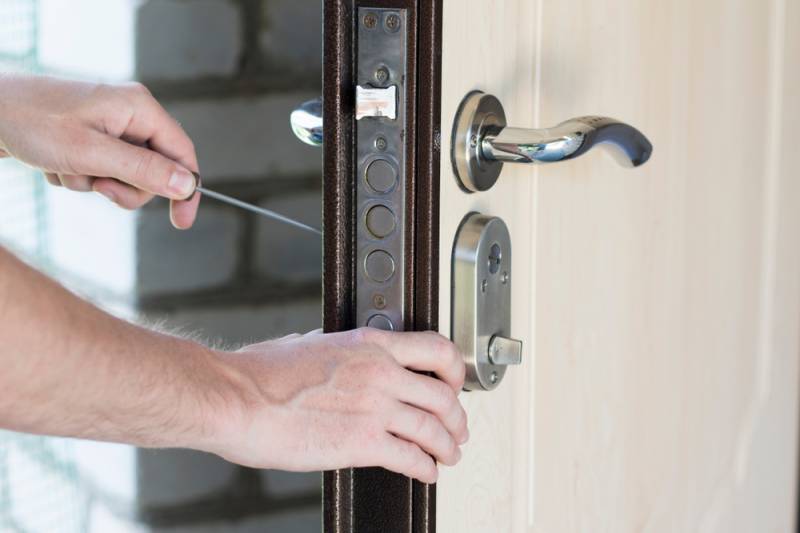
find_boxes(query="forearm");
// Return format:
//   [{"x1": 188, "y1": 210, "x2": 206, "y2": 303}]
[{"x1": 0, "y1": 246, "x2": 243, "y2": 450}]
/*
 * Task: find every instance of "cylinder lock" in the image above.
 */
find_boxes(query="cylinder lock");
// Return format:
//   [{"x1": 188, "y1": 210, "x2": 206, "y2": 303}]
[{"x1": 451, "y1": 212, "x2": 522, "y2": 391}]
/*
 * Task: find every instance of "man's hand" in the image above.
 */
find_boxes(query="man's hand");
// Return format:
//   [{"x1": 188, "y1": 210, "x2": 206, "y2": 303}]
[
  {"x1": 0, "y1": 247, "x2": 468, "y2": 483},
  {"x1": 206, "y1": 329, "x2": 468, "y2": 484},
  {"x1": 0, "y1": 74, "x2": 199, "y2": 228}
]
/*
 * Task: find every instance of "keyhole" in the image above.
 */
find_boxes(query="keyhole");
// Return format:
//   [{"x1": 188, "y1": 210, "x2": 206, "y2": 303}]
[{"x1": 488, "y1": 243, "x2": 502, "y2": 275}]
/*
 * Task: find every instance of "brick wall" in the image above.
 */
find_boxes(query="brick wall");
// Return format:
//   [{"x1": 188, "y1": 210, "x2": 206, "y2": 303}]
[{"x1": 0, "y1": 1, "x2": 323, "y2": 531}]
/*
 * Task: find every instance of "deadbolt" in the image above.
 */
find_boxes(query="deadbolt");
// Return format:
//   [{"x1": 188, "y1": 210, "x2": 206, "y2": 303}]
[{"x1": 452, "y1": 212, "x2": 522, "y2": 391}]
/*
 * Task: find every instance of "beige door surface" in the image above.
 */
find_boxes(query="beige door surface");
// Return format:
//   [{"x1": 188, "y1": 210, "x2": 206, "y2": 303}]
[{"x1": 436, "y1": 1, "x2": 800, "y2": 532}]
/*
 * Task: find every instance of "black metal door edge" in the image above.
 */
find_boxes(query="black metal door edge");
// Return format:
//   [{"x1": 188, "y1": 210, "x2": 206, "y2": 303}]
[{"x1": 322, "y1": 0, "x2": 442, "y2": 531}]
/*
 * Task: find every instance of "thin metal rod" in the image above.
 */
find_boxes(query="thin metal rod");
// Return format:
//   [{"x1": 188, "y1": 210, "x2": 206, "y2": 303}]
[{"x1": 195, "y1": 186, "x2": 322, "y2": 236}]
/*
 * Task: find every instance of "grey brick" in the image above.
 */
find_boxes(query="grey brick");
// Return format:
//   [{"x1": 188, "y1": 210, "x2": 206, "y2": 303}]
[
  {"x1": 259, "y1": 470, "x2": 321, "y2": 498},
  {"x1": 73, "y1": 443, "x2": 238, "y2": 513},
  {"x1": 165, "y1": 94, "x2": 322, "y2": 182},
  {"x1": 137, "y1": 203, "x2": 242, "y2": 296},
  {"x1": 151, "y1": 299, "x2": 322, "y2": 346},
  {"x1": 137, "y1": 449, "x2": 238, "y2": 509},
  {"x1": 153, "y1": 507, "x2": 321, "y2": 533},
  {"x1": 253, "y1": 190, "x2": 322, "y2": 284},
  {"x1": 260, "y1": 0, "x2": 323, "y2": 78},
  {"x1": 136, "y1": 0, "x2": 242, "y2": 81}
]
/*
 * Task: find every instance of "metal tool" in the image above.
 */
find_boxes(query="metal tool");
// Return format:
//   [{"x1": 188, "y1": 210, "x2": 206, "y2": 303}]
[{"x1": 192, "y1": 174, "x2": 321, "y2": 236}]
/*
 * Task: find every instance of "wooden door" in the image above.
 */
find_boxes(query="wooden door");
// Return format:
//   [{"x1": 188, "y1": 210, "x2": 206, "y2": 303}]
[{"x1": 436, "y1": 0, "x2": 800, "y2": 532}]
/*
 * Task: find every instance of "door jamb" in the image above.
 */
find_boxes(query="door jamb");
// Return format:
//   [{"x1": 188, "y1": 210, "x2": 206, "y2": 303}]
[{"x1": 321, "y1": 0, "x2": 443, "y2": 531}]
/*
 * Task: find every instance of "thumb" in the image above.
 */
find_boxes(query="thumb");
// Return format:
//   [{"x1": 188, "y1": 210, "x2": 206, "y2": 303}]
[{"x1": 77, "y1": 133, "x2": 197, "y2": 200}]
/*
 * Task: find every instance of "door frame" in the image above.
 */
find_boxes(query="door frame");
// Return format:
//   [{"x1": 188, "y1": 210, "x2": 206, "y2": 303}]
[{"x1": 321, "y1": 0, "x2": 443, "y2": 531}]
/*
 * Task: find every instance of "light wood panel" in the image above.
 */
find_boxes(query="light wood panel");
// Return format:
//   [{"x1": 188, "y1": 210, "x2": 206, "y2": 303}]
[{"x1": 437, "y1": 0, "x2": 800, "y2": 531}]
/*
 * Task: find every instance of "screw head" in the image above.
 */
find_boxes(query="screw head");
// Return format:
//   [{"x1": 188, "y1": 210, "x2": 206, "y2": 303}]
[
  {"x1": 481, "y1": 279, "x2": 488, "y2": 293},
  {"x1": 375, "y1": 136, "x2": 388, "y2": 151},
  {"x1": 490, "y1": 371, "x2": 498, "y2": 384},
  {"x1": 374, "y1": 66, "x2": 390, "y2": 85},
  {"x1": 501, "y1": 271, "x2": 509, "y2": 284},
  {"x1": 373, "y1": 293, "x2": 387, "y2": 309},
  {"x1": 469, "y1": 134, "x2": 478, "y2": 148},
  {"x1": 364, "y1": 13, "x2": 378, "y2": 29},
  {"x1": 385, "y1": 13, "x2": 401, "y2": 32}
]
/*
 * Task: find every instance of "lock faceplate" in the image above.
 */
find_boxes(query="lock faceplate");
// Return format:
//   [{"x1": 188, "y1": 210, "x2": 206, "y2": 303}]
[
  {"x1": 355, "y1": 8, "x2": 407, "y2": 332},
  {"x1": 452, "y1": 213, "x2": 522, "y2": 391}
]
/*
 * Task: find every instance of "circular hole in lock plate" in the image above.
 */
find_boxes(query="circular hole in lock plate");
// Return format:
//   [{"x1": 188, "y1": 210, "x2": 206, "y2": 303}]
[{"x1": 488, "y1": 243, "x2": 502, "y2": 275}]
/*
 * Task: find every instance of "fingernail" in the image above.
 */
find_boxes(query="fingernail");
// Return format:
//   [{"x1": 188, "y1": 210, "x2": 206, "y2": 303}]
[
  {"x1": 96, "y1": 189, "x2": 117, "y2": 204},
  {"x1": 168, "y1": 167, "x2": 196, "y2": 199}
]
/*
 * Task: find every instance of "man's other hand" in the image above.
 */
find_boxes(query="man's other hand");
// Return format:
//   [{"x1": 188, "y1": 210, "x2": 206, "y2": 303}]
[{"x1": 0, "y1": 74, "x2": 199, "y2": 228}]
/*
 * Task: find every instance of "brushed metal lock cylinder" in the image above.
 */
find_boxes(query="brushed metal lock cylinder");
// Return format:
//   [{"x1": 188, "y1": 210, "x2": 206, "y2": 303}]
[{"x1": 452, "y1": 213, "x2": 522, "y2": 391}]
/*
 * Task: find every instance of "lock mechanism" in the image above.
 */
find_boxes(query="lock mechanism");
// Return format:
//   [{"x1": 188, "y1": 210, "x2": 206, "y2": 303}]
[{"x1": 452, "y1": 213, "x2": 522, "y2": 391}]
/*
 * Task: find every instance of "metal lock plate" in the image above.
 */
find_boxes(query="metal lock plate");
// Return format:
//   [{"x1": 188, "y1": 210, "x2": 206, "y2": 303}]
[
  {"x1": 356, "y1": 8, "x2": 407, "y2": 332},
  {"x1": 452, "y1": 213, "x2": 522, "y2": 391}
]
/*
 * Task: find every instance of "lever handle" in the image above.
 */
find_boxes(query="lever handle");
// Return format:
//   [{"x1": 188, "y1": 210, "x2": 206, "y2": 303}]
[
  {"x1": 290, "y1": 98, "x2": 323, "y2": 147},
  {"x1": 453, "y1": 91, "x2": 653, "y2": 192}
]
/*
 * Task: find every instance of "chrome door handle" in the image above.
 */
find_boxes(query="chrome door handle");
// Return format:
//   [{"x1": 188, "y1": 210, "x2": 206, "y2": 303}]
[
  {"x1": 452, "y1": 91, "x2": 653, "y2": 192},
  {"x1": 290, "y1": 98, "x2": 323, "y2": 147}
]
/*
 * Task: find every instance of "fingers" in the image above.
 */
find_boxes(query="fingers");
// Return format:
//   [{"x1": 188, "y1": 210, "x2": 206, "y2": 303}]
[
  {"x1": 73, "y1": 132, "x2": 197, "y2": 201},
  {"x1": 92, "y1": 177, "x2": 154, "y2": 210},
  {"x1": 120, "y1": 84, "x2": 200, "y2": 229},
  {"x1": 42, "y1": 173, "x2": 94, "y2": 191},
  {"x1": 369, "y1": 434, "x2": 439, "y2": 484},
  {"x1": 58, "y1": 174, "x2": 94, "y2": 192},
  {"x1": 119, "y1": 83, "x2": 199, "y2": 173},
  {"x1": 386, "y1": 402, "x2": 461, "y2": 466},
  {"x1": 44, "y1": 172, "x2": 61, "y2": 187},
  {"x1": 387, "y1": 370, "x2": 469, "y2": 445},
  {"x1": 366, "y1": 330, "x2": 466, "y2": 392},
  {"x1": 169, "y1": 192, "x2": 200, "y2": 230}
]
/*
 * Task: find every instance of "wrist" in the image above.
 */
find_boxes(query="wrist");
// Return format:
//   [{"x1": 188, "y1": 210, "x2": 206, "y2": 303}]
[{"x1": 181, "y1": 346, "x2": 259, "y2": 456}]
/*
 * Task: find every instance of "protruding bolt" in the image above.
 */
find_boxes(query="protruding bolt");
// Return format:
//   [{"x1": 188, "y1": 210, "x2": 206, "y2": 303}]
[
  {"x1": 374, "y1": 66, "x2": 390, "y2": 85},
  {"x1": 375, "y1": 136, "x2": 388, "y2": 151},
  {"x1": 385, "y1": 13, "x2": 401, "y2": 32},
  {"x1": 364, "y1": 13, "x2": 378, "y2": 29}
]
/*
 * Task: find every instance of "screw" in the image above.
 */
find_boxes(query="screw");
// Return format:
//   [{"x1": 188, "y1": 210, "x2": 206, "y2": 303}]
[
  {"x1": 490, "y1": 371, "x2": 498, "y2": 384},
  {"x1": 374, "y1": 66, "x2": 390, "y2": 85},
  {"x1": 375, "y1": 136, "x2": 388, "y2": 151},
  {"x1": 385, "y1": 13, "x2": 401, "y2": 32},
  {"x1": 501, "y1": 271, "x2": 509, "y2": 284},
  {"x1": 470, "y1": 134, "x2": 478, "y2": 148},
  {"x1": 481, "y1": 279, "x2": 488, "y2": 293},
  {"x1": 373, "y1": 293, "x2": 387, "y2": 309},
  {"x1": 364, "y1": 13, "x2": 378, "y2": 29}
]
